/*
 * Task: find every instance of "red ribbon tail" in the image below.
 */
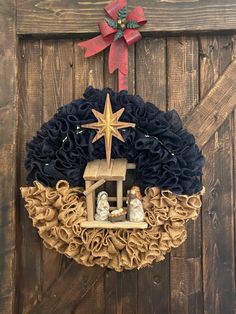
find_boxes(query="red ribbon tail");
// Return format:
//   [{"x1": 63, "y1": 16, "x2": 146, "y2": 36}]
[
  {"x1": 118, "y1": 71, "x2": 128, "y2": 91},
  {"x1": 109, "y1": 39, "x2": 129, "y2": 91},
  {"x1": 109, "y1": 39, "x2": 128, "y2": 75},
  {"x1": 78, "y1": 35, "x2": 113, "y2": 57}
]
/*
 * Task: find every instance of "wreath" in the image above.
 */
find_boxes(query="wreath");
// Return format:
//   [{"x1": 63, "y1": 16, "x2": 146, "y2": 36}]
[
  {"x1": 21, "y1": 87, "x2": 204, "y2": 271},
  {"x1": 21, "y1": 0, "x2": 205, "y2": 272}
]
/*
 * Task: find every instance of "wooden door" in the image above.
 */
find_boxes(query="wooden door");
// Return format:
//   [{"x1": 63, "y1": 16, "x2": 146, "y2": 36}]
[{"x1": 1, "y1": 1, "x2": 235, "y2": 313}]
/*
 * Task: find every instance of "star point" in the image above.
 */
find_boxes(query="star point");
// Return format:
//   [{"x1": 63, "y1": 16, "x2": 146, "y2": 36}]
[{"x1": 82, "y1": 93, "x2": 135, "y2": 167}]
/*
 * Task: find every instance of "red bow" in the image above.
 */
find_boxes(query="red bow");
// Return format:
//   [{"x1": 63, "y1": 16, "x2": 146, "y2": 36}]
[{"x1": 78, "y1": 0, "x2": 146, "y2": 91}]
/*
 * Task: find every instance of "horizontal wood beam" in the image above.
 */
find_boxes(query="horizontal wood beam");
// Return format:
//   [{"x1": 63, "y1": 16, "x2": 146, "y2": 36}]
[
  {"x1": 31, "y1": 262, "x2": 104, "y2": 314},
  {"x1": 81, "y1": 220, "x2": 148, "y2": 229},
  {"x1": 185, "y1": 59, "x2": 236, "y2": 149},
  {"x1": 17, "y1": 0, "x2": 236, "y2": 35}
]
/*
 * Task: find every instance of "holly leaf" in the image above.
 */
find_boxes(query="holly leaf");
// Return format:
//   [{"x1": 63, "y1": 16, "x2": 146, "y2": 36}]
[
  {"x1": 105, "y1": 17, "x2": 117, "y2": 29},
  {"x1": 118, "y1": 6, "x2": 127, "y2": 20},
  {"x1": 114, "y1": 30, "x2": 123, "y2": 41},
  {"x1": 126, "y1": 20, "x2": 139, "y2": 29}
]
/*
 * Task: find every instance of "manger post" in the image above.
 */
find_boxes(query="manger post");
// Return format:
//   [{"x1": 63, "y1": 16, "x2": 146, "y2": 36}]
[
  {"x1": 117, "y1": 180, "x2": 123, "y2": 209},
  {"x1": 85, "y1": 180, "x2": 94, "y2": 221}
]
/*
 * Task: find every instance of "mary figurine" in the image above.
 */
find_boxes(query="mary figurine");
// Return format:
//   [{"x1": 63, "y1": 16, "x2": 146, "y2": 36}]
[
  {"x1": 95, "y1": 191, "x2": 110, "y2": 221},
  {"x1": 128, "y1": 190, "x2": 145, "y2": 222}
]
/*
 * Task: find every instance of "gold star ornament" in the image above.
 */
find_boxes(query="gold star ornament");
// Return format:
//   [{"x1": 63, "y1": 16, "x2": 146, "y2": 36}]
[{"x1": 82, "y1": 93, "x2": 135, "y2": 167}]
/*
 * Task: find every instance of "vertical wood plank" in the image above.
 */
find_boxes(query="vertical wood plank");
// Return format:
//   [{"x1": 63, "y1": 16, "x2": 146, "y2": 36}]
[
  {"x1": 233, "y1": 35, "x2": 236, "y2": 309},
  {"x1": 167, "y1": 36, "x2": 203, "y2": 314},
  {"x1": 136, "y1": 38, "x2": 167, "y2": 110},
  {"x1": 231, "y1": 39, "x2": 236, "y2": 262},
  {"x1": 41, "y1": 39, "x2": 74, "y2": 292},
  {"x1": 75, "y1": 39, "x2": 104, "y2": 98},
  {"x1": 167, "y1": 36, "x2": 199, "y2": 118},
  {"x1": 0, "y1": 1, "x2": 17, "y2": 312},
  {"x1": 43, "y1": 39, "x2": 73, "y2": 121},
  {"x1": 200, "y1": 35, "x2": 235, "y2": 314},
  {"x1": 85, "y1": 181, "x2": 95, "y2": 220},
  {"x1": 72, "y1": 39, "x2": 106, "y2": 313},
  {"x1": 73, "y1": 278, "x2": 105, "y2": 314},
  {"x1": 136, "y1": 38, "x2": 170, "y2": 314},
  {"x1": 18, "y1": 40, "x2": 43, "y2": 313},
  {"x1": 116, "y1": 180, "x2": 123, "y2": 209},
  {"x1": 104, "y1": 43, "x2": 137, "y2": 314}
]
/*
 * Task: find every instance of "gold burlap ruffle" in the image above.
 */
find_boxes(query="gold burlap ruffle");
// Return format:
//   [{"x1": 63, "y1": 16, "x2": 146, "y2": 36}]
[{"x1": 21, "y1": 180, "x2": 202, "y2": 271}]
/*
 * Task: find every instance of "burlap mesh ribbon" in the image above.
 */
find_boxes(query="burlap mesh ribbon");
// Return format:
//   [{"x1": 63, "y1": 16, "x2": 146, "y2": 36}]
[{"x1": 21, "y1": 180, "x2": 202, "y2": 271}]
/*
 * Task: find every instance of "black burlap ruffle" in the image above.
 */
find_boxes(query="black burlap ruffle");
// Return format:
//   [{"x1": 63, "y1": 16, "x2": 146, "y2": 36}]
[{"x1": 25, "y1": 87, "x2": 204, "y2": 195}]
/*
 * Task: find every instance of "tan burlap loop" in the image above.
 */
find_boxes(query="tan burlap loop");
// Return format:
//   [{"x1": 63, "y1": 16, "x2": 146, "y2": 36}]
[{"x1": 21, "y1": 180, "x2": 202, "y2": 271}]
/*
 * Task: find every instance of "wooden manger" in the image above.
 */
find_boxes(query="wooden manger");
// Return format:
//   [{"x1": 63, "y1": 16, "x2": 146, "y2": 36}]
[{"x1": 80, "y1": 158, "x2": 148, "y2": 229}]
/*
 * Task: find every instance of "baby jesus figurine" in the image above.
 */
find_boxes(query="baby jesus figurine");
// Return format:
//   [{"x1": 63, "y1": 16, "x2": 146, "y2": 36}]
[{"x1": 95, "y1": 191, "x2": 110, "y2": 221}]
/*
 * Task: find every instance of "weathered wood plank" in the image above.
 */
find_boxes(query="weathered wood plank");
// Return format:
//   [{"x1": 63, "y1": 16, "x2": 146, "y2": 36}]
[
  {"x1": 105, "y1": 270, "x2": 138, "y2": 314},
  {"x1": 104, "y1": 40, "x2": 138, "y2": 314},
  {"x1": 31, "y1": 264, "x2": 104, "y2": 314},
  {"x1": 43, "y1": 39, "x2": 73, "y2": 120},
  {"x1": 200, "y1": 35, "x2": 235, "y2": 314},
  {"x1": 168, "y1": 36, "x2": 203, "y2": 314},
  {"x1": 170, "y1": 257, "x2": 202, "y2": 314},
  {"x1": 168, "y1": 36, "x2": 200, "y2": 258},
  {"x1": 0, "y1": 0, "x2": 17, "y2": 312},
  {"x1": 202, "y1": 121, "x2": 235, "y2": 314},
  {"x1": 136, "y1": 38, "x2": 167, "y2": 110},
  {"x1": 18, "y1": 40, "x2": 43, "y2": 314},
  {"x1": 136, "y1": 37, "x2": 170, "y2": 314},
  {"x1": 73, "y1": 277, "x2": 105, "y2": 314},
  {"x1": 72, "y1": 38, "x2": 106, "y2": 313},
  {"x1": 168, "y1": 36, "x2": 199, "y2": 118},
  {"x1": 185, "y1": 57, "x2": 236, "y2": 149},
  {"x1": 40, "y1": 39, "x2": 74, "y2": 293},
  {"x1": 17, "y1": 0, "x2": 236, "y2": 35},
  {"x1": 0, "y1": 146, "x2": 16, "y2": 314},
  {"x1": 74, "y1": 39, "x2": 104, "y2": 98}
]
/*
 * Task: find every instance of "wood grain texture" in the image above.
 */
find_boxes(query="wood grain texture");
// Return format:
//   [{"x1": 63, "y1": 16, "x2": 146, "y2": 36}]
[
  {"x1": 83, "y1": 159, "x2": 128, "y2": 181},
  {"x1": 0, "y1": 0, "x2": 17, "y2": 312},
  {"x1": 41, "y1": 39, "x2": 74, "y2": 293},
  {"x1": 0, "y1": 146, "x2": 16, "y2": 314},
  {"x1": 104, "y1": 40, "x2": 138, "y2": 314},
  {"x1": 200, "y1": 35, "x2": 236, "y2": 314},
  {"x1": 73, "y1": 278, "x2": 105, "y2": 314},
  {"x1": 0, "y1": 1, "x2": 18, "y2": 313},
  {"x1": 185, "y1": 58, "x2": 236, "y2": 149},
  {"x1": 168, "y1": 36, "x2": 199, "y2": 118},
  {"x1": 168, "y1": 36, "x2": 200, "y2": 257},
  {"x1": 168, "y1": 36, "x2": 203, "y2": 314},
  {"x1": 17, "y1": 0, "x2": 236, "y2": 35},
  {"x1": 136, "y1": 38, "x2": 167, "y2": 110},
  {"x1": 43, "y1": 39, "x2": 73, "y2": 120},
  {"x1": 70, "y1": 38, "x2": 106, "y2": 314},
  {"x1": 18, "y1": 40, "x2": 44, "y2": 314},
  {"x1": 30, "y1": 264, "x2": 104, "y2": 314},
  {"x1": 75, "y1": 39, "x2": 104, "y2": 98},
  {"x1": 136, "y1": 38, "x2": 170, "y2": 314},
  {"x1": 14, "y1": 32, "x2": 236, "y2": 314}
]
